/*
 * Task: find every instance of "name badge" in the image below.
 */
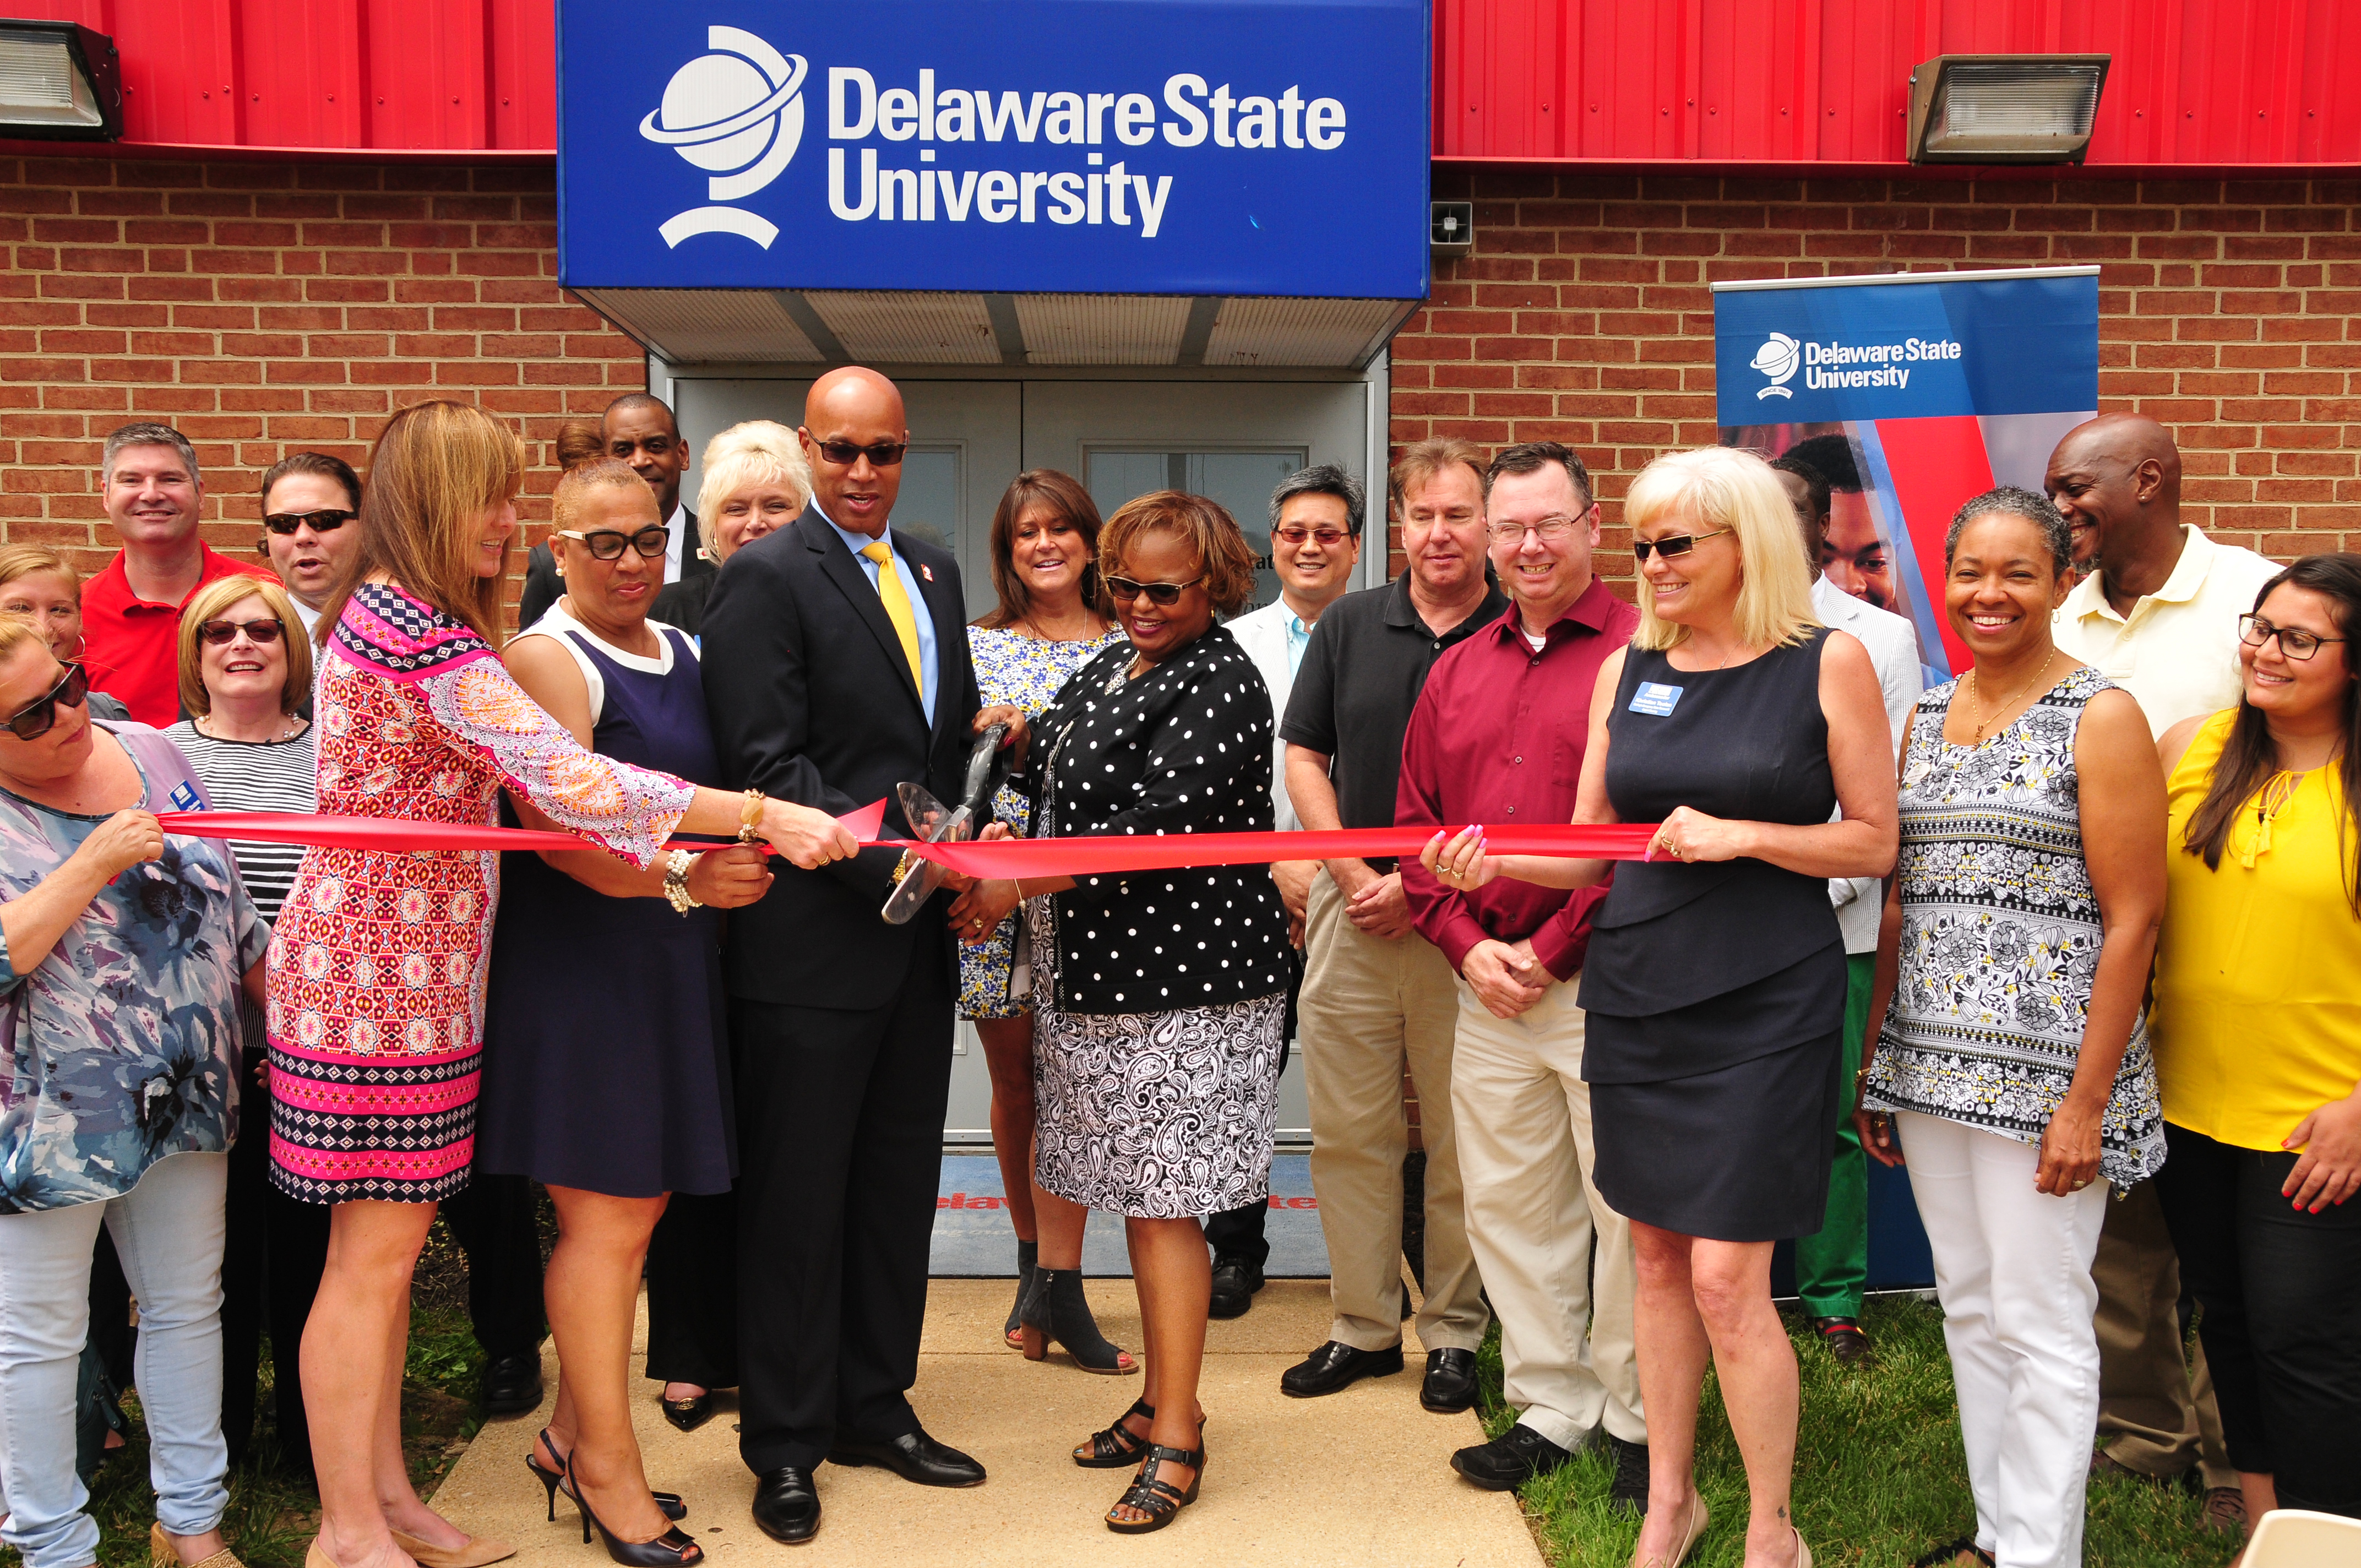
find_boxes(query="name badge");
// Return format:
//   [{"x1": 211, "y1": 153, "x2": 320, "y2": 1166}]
[
  {"x1": 169, "y1": 781, "x2": 202, "y2": 811},
  {"x1": 1628, "y1": 682, "x2": 1683, "y2": 717}
]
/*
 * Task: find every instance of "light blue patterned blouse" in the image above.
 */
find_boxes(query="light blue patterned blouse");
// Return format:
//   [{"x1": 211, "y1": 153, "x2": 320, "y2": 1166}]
[{"x1": 0, "y1": 722, "x2": 269, "y2": 1213}]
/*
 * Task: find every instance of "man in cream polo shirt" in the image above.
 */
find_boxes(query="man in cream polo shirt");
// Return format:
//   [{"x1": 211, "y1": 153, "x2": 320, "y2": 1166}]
[{"x1": 2047, "y1": 412, "x2": 2280, "y2": 1532}]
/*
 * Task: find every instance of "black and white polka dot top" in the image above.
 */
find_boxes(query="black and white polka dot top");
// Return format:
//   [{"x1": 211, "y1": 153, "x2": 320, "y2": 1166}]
[{"x1": 1024, "y1": 625, "x2": 1292, "y2": 1016}]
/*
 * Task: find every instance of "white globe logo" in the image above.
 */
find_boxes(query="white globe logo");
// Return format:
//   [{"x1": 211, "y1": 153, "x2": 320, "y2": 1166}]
[
  {"x1": 639, "y1": 28, "x2": 806, "y2": 249},
  {"x1": 1751, "y1": 331, "x2": 1800, "y2": 399}
]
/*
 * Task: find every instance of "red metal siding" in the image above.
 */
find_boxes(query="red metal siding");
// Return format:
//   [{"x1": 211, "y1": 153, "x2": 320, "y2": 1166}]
[
  {"x1": 1, "y1": 0, "x2": 2349, "y2": 164},
  {"x1": 1433, "y1": 0, "x2": 2361, "y2": 165}
]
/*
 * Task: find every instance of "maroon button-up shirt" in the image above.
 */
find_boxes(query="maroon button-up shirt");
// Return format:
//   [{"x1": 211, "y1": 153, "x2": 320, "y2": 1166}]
[{"x1": 1396, "y1": 578, "x2": 1640, "y2": 982}]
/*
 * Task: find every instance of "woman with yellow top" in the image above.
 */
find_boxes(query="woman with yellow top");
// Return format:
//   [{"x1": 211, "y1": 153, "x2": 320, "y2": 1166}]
[{"x1": 2153, "y1": 552, "x2": 2361, "y2": 1531}]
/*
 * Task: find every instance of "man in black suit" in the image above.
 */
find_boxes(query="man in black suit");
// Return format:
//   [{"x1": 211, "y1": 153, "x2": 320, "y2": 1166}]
[
  {"x1": 701, "y1": 366, "x2": 1026, "y2": 1545},
  {"x1": 518, "y1": 392, "x2": 717, "y2": 631}
]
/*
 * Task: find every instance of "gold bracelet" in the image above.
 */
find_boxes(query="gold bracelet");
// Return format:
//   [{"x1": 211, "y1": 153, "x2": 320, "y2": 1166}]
[{"x1": 738, "y1": 787, "x2": 765, "y2": 845}]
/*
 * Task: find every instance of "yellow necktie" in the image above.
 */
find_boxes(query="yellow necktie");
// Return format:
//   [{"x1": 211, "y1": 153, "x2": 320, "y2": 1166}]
[{"x1": 859, "y1": 541, "x2": 924, "y2": 692}]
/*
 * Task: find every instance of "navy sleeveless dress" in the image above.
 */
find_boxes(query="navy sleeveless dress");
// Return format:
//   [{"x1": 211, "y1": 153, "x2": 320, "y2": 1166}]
[
  {"x1": 476, "y1": 617, "x2": 735, "y2": 1197},
  {"x1": 1577, "y1": 628, "x2": 1848, "y2": 1242}
]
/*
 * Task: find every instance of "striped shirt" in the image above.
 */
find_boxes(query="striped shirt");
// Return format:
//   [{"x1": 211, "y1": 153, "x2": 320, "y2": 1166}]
[{"x1": 165, "y1": 720, "x2": 317, "y2": 925}]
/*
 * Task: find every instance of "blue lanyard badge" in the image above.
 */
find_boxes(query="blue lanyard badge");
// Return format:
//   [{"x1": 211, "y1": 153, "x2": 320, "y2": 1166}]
[
  {"x1": 1628, "y1": 681, "x2": 1684, "y2": 717},
  {"x1": 169, "y1": 780, "x2": 203, "y2": 810}
]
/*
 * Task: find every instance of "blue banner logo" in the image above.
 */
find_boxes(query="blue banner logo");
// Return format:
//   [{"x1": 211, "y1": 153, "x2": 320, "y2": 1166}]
[{"x1": 640, "y1": 29, "x2": 809, "y2": 249}]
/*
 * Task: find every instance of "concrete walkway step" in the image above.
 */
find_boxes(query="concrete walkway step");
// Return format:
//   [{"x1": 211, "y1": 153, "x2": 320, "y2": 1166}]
[{"x1": 432, "y1": 1279, "x2": 1543, "y2": 1568}]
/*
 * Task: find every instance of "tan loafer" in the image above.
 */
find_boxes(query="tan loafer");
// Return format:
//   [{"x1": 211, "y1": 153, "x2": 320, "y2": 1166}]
[
  {"x1": 149, "y1": 1521, "x2": 243, "y2": 1568},
  {"x1": 389, "y1": 1529, "x2": 517, "y2": 1568}
]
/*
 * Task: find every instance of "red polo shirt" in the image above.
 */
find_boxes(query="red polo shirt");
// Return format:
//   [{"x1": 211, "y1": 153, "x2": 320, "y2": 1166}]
[
  {"x1": 81, "y1": 546, "x2": 276, "y2": 727},
  {"x1": 1396, "y1": 578, "x2": 1640, "y2": 982}
]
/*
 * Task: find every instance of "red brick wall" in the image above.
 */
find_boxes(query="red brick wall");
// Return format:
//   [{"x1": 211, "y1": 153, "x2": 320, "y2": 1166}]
[
  {"x1": 0, "y1": 156, "x2": 644, "y2": 616},
  {"x1": 1392, "y1": 171, "x2": 2361, "y2": 578}
]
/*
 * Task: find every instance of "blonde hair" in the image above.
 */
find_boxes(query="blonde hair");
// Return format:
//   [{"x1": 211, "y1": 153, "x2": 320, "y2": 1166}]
[
  {"x1": 696, "y1": 421, "x2": 810, "y2": 554},
  {"x1": 1625, "y1": 447, "x2": 1820, "y2": 652},
  {"x1": 178, "y1": 575, "x2": 313, "y2": 718},
  {"x1": 319, "y1": 400, "x2": 525, "y2": 645},
  {"x1": 0, "y1": 613, "x2": 50, "y2": 667},
  {"x1": 0, "y1": 544, "x2": 81, "y2": 596}
]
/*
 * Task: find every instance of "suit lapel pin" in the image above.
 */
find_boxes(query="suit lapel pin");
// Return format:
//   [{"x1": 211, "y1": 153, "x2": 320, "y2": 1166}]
[{"x1": 920, "y1": 563, "x2": 935, "y2": 582}]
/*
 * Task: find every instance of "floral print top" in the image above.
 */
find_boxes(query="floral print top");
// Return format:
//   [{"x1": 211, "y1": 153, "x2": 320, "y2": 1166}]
[
  {"x1": 0, "y1": 723, "x2": 269, "y2": 1214},
  {"x1": 1862, "y1": 667, "x2": 2167, "y2": 1188}
]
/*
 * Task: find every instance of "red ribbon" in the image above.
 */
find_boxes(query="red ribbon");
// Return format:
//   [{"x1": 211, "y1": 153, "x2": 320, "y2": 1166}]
[{"x1": 152, "y1": 807, "x2": 1656, "y2": 874}]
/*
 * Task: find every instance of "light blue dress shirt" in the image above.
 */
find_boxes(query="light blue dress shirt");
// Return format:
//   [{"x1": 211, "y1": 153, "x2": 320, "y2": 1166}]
[
  {"x1": 823, "y1": 510, "x2": 939, "y2": 725},
  {"x1": 1283, "y1": 610, "x2": 1312, "y2": 679}
]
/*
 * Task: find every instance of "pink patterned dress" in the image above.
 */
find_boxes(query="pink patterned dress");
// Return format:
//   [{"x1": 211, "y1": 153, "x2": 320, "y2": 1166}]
[{"x1": 266, "y1": 583, "x2": 696, "y2": 1204}]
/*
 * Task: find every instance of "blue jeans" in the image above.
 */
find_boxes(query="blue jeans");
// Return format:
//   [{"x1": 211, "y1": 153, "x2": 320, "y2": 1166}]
[{"x1": 0, "y1": 1152, "x2": 230, "y2": 1568}]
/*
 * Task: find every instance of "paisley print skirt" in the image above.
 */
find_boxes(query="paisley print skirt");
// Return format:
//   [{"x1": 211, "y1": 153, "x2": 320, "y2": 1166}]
[{"x1": 1027, "y1": 897, "x2": 1285, "y2": 1217}]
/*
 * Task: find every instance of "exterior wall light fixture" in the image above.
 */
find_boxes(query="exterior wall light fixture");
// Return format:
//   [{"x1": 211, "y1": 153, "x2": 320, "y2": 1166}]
[{"x1": 1907, "y1": 54, "x2": 2109, "y2": 164}]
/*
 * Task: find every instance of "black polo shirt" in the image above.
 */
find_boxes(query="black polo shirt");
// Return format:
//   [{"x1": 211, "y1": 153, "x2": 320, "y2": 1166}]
[{"x1": 1279, "y1": 570, "x2": 1512, "y2": 863}]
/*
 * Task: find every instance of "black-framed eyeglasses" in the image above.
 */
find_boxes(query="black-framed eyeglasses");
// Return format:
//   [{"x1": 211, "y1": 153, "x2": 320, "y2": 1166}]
[
  {"x1": 1104, "y1": 575, "x2": 1205, "y2": 607},
  {"x1": 1633, "y1": 527, "x2": 1734, "y2": 562},
  {"x1": 555, "y1": 525, "x2": 670, "y2": 562},
  {"x1": 813, "y1": 439, "x2": 908, "y2": 467},
  {"x1": 2240, "y1": 614, "x2": 2347, "y2": 662},
  {"x1": 3, "y1": 662, "x2": 88, "y2": 742},
  {"x1": 263, "y1": 509, "x2": 355, "y2": 536},
  {"x1": 1274, "y1": 526, "x2": 1354, "y2": 548},
  {"x1": 198, "y1": 618, "x2": 286, "y2": 647}
]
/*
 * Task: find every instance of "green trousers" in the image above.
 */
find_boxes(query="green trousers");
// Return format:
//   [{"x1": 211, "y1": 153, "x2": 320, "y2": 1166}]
[{"x1": 1795, "y1": 952, "x2": 1873, "y2": 1320}]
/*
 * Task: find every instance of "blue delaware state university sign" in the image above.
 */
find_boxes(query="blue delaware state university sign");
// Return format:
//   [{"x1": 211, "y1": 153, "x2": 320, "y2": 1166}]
[{"x1": 555, "y1": 0, "x2": 1433, "y2": 299}]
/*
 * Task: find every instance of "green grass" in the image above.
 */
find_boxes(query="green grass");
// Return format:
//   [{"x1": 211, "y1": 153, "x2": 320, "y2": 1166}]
[{"x1": 1476, "y1": 1295, "x2": 2236, "y2": 1567}]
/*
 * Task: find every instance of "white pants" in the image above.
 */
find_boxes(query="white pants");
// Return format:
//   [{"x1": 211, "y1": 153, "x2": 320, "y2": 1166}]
[
  {"x1": 0, "y1": 1152, "x2": 230, "y2": 1568},
  {"x1": 1449, "y1": 976, "x2": 1643, "y2": 1450},
  {"x1": 1897, "y1": 1113, "x2": 2109, "y2": 1568}
]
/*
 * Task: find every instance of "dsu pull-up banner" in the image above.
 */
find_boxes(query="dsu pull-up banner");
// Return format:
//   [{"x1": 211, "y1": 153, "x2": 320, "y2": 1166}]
[{"x1": 1713, "y1": 266, "x2": 2101, "y2": 680}]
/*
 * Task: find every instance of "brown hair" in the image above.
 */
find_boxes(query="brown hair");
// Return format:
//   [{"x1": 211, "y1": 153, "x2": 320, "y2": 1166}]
[
  {"x1": 975, "y1": 469, "x2": 1111, "y2": 631},
  {"x1": 554, "y1": 420, "x2": 606, "y2": 473},
  {"x1": 552, "y1": 458, "x2": 657, "y2": 536},
  {"x1": 1098, "y1": 490, "x2": 1258, "y2": 619},
  {"x1": 2182, "y1": 554, "x2": 2361, "y2": 913},
  {"x1": 258, "y1": 450, "x2": 361, "y2": 514},
  {"x1": 318, "y1": 400, "x2": 525, "y2": 645},
  {"x1": 178, "y1": 574, "x2": 313, "y2": 719},
  {"x1": 1389, "y1": 437, "x2": 1487, "y2": 515},
  {"x1": 0, "y1": 544, "x2": 80, "y2": 596}
]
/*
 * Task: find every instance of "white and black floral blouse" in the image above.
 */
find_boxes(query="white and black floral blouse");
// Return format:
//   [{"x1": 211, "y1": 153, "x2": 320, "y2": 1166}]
[
  {"x1": 1024, "y1": 625, "x2": 1292, "y2": 1015},
  {"x1": 1862, "y1": 668, "x2": 2167, "y2": 1188}
]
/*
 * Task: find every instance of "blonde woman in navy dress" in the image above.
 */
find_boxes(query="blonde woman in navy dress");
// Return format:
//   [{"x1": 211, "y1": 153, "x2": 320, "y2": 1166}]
[
  {"x1": 1426, "y1": 447, "x2": 1898, "y2": 1568},
  {"x1": 950, "y1": 469, "x2": 1130, "y2": 1371}
]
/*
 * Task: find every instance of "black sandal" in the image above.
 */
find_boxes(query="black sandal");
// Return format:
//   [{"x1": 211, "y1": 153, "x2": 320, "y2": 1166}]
[
  {"x1": 1018, "y1": 1268, "x2": 1138, "y2": 1375},
  {"x1": 1911, "y1": 1539, "x2": 1994, "y2": 1568},
  {"x1": 1105, "y1": 1443, "x2": 1204, "y2": 1534},
  {"x1": 1073, "y1": 1399, "x2": 1156, "y2": 1468}
]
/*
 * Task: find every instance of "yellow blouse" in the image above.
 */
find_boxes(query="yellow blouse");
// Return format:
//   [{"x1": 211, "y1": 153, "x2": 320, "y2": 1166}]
[{"x1": 2153, "y1": 709, "x2": 2361, "y2": 1150}]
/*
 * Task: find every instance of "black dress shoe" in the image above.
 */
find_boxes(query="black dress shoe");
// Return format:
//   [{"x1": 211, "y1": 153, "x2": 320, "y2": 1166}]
[
  {"x1": 1608, "y1": 1435, "x2": 1650, "y2": 1515},
  {"x1": 1207, "y1": 1256, "x2": 1264, "y2": 1320},
  {"x1": 1279, "y1": 1340, "x2": 1404, "y2": 1398},
  {"x1": 826, "y1": 1429, "x2": 987, "y2": 1488},
  {"x1": 1812, "y1": 1315, "x2": 1875, "y2": 1368},
  {"x1": 661, "y1": 1392, "x2": 714, "y2": 1433},
  {"x1": 1451, "y1": 1424, "x2": 1574, "y2": 1491},
  {"x1": 750, "y1": 1466, "x2": 820, "y2": 1545},
  {"x1": 1420, "y1": 1348, "x2": 1478, "y2": 1413},
  {"x1": 478, "y1": 1351, "x2": 545, "y2": 1416}
]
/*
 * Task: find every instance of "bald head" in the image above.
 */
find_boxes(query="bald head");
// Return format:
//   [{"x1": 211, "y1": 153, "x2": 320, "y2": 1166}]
[
  {"x1": 799, "y1": 366, "x2": 909, "y2": 537},
  {"x1": 2045, "y1": 413, "x2": 2182, "y2": 576}
]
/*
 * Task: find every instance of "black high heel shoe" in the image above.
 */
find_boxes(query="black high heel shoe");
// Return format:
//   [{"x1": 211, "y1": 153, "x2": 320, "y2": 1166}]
[
  {"x1": 1018, "y1": 1267, "x2": 1139, "y2": 1375},
  {"x1": 1071, "y1": 1400, "x2": 1205, "y2": 1468},
  {"x1": 1003, "y1": 1239, "x2": 1039, "y2": 1349},
  {"x1": 560, "y1": 1453, "x2": 704, "y2": 1566},
  {"x1": 529, "y1": 1430, "x2": 686, "y2": 1524}
]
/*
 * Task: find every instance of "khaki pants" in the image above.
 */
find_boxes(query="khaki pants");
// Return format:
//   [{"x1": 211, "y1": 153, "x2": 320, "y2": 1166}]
[
  {"x1": 2093, "y1": 1179, "x2": 2236, "y2": 1489},
  {"x1": 1450, "y1": 974, "x2": 1644, "y2": 1450},
  {"x1": 1299, "y1": 873, "x2": 1487, "y2": 1353}
]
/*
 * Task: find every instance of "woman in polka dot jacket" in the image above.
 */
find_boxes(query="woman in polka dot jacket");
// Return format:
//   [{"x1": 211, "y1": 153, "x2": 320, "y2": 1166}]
[{"x1": 949, "y1": 491, "x2": 1291, "y2": 1534}]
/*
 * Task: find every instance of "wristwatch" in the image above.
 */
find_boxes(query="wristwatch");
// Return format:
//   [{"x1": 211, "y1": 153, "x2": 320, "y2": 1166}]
[{"x1": 663, "y1": 849, "x2": 702, "y2": 916}]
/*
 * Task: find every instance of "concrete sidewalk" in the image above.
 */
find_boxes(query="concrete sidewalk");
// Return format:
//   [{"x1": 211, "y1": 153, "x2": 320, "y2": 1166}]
[{"x1": 430, "y1": 1278, "x2": 1544, "y2": 1568}]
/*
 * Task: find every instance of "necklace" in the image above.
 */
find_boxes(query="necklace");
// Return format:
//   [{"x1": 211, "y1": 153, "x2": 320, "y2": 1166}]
[
  {"x1": 1964, "y1": 650, "x2": 2058, "y2": 745},
  {"x1": 198, "y1": 713, "x2": 305, "y2": 743},
  {"x1": 1024, "y1": 609, "x2": 1101, "y2": 643}
]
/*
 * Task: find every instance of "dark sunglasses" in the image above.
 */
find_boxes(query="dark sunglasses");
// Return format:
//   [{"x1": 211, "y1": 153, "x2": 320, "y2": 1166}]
[
  {"x1": 263, "y1": 509, "x2": 356, "y2": 536},
  {"x1": 1631, "y1": 526, "x2": 1734, "y2": 562},
  {"x1": 1104, "y1": 575, "x2": 1204, "y2": 607},
  {"x1": 4, "y1": 662, "x2": 88, "y2": 742},
  {"x1": 813, "y1": 439, "x2": 907, "y2": 467},
  {"x1": 555, "y1": 525, "x2": 669, "y2": 562},
  {"x1": 198, "y1": 618, "x2": 286, "y2": 647}
]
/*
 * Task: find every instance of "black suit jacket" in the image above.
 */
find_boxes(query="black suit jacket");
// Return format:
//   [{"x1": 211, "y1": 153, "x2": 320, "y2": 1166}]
[
  {"x1": 700, "y1": 506, "x2": 982, "y2": 1005},
  {"x1": 516, "y1": 508, "x2": 715, "y2": 634}
]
